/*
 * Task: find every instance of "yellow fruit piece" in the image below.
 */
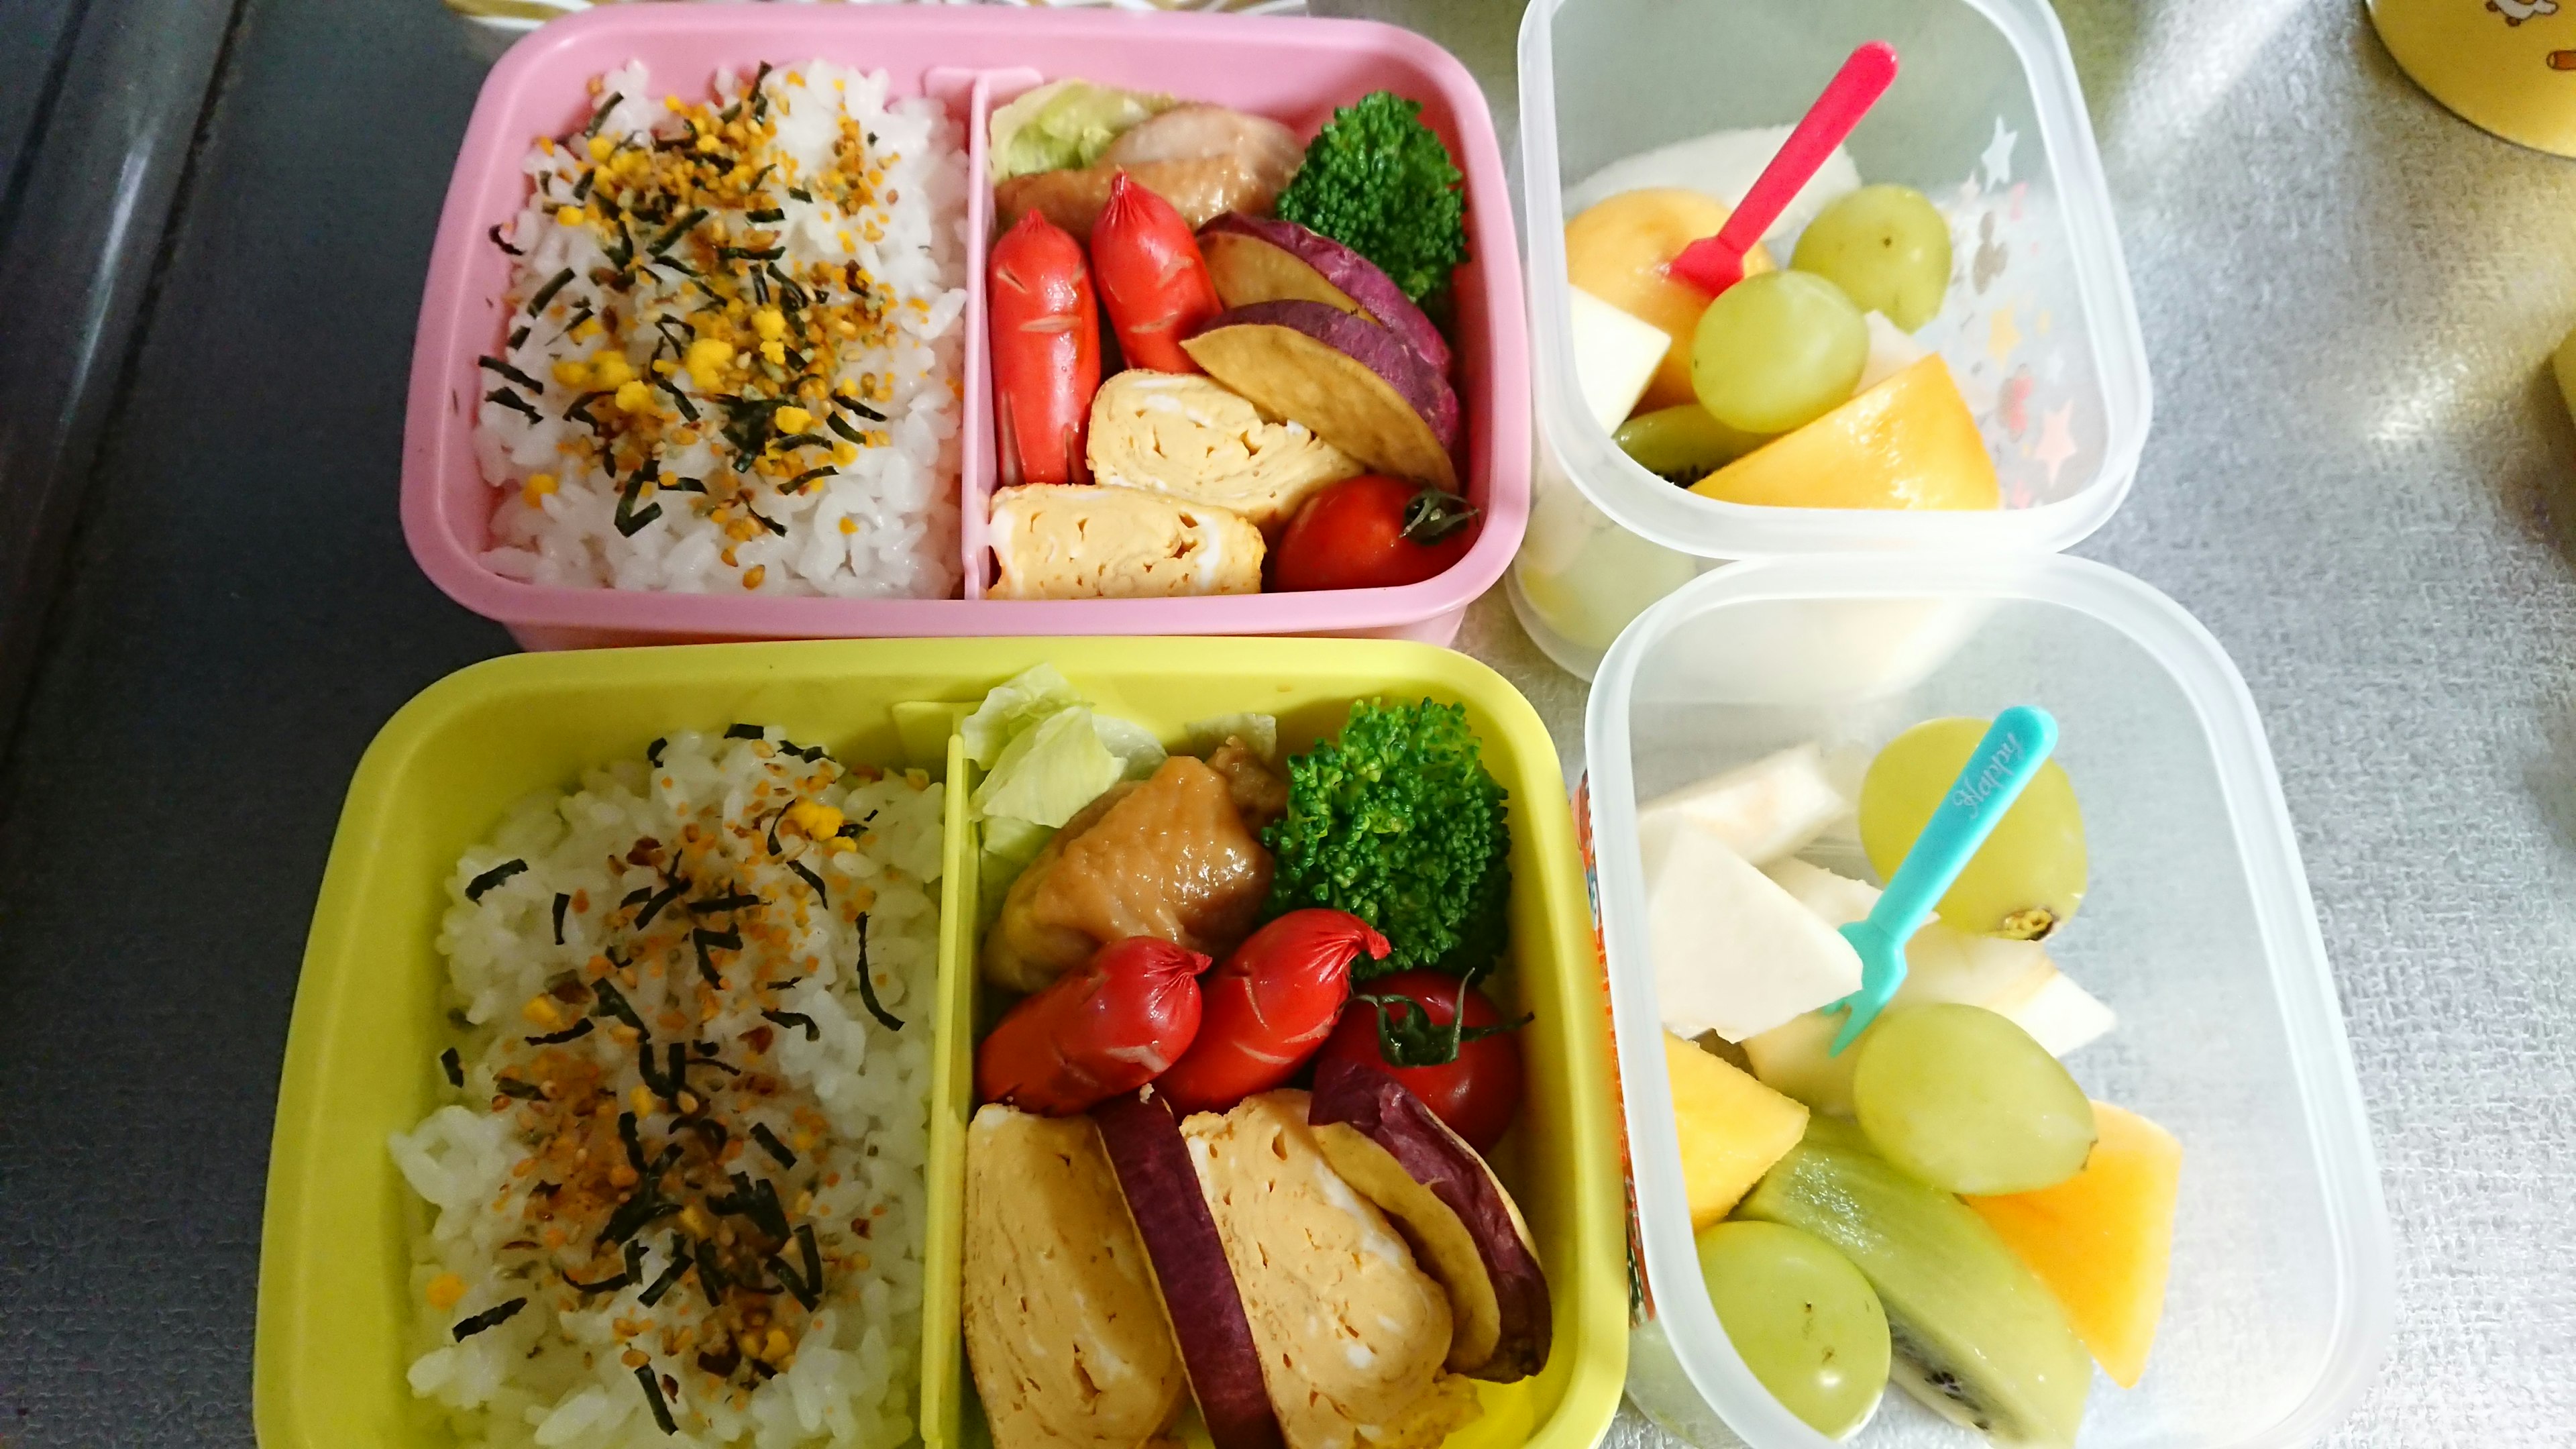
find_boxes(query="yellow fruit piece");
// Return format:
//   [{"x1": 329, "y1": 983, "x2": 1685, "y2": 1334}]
[
  {"x1": 1965, "y1": 1102, "x2": 2181, "y2": 1389},
  {"x1": 1565, "y1": 189, "x2": 1774, "y2": 414},
  {"x1": 1690, "y1": 356, "x2": 2000, "y2": 511},
  {"x1": 1664, "y1": 1032, "x2": 1808, "y2": 1231},
  {"x1": 2553, "y1": 325, "x2": 2576, "y2": 429}
]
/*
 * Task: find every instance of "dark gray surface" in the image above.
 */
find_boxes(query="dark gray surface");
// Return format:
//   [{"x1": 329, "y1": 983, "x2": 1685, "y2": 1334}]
[
  {"x1": 0, "y1": 0, "x2": 500, "y2": 1441},
  {"x1": 0, "y1": 0, "x2": 2571, "y2": 1444},
  {"x1": 0, "y1": 0, "x2": 250, "y2": 769},
  {"x1": 0, "y1": 0, "x2": 84, "y2": 197}
]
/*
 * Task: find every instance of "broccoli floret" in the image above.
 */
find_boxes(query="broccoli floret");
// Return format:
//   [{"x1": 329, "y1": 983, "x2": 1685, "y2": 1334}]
[
  {"x1": 1275, "y1": 93, "x2": 1468, "y2": 303},
  {"x1": 1263, "y1": 698, "x2": 1510, "y2": 978}
]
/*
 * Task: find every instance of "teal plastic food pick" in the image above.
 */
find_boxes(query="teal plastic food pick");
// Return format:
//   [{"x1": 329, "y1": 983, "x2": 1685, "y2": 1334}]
[{"x1": 1827, "y1": 706, "x2": 2060, "y2": 1054}]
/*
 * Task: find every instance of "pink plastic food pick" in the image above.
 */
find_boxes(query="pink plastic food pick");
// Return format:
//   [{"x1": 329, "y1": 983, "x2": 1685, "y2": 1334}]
[{"x1": 1667, "y1": 41, "x2": 1900, "y2": 298}]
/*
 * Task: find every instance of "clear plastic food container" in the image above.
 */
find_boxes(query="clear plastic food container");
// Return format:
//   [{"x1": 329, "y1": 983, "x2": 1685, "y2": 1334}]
[
  {"x1": 1512, "y1": 0, "x2": 2152, "y2": 672},
  {"x1": 404, "y1": 5, "x2": 1527, "y2": 649},
  {"x1": 1580, "y1": 555, "x2": 2392, "y2": 1448}
]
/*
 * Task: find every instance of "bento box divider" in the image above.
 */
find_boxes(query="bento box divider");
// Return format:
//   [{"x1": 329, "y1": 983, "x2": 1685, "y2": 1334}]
[{"x1": 922, "y1": 720, "x2": 981, "y2": 1449}]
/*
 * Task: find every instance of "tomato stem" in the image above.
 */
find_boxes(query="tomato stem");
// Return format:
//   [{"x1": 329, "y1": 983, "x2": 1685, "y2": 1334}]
[
  {"x1": 1351, "y1": 961, "x2": 1529, "y2": 1068},
  {"x1": 1399, "y1": 487, "x2": 1479, "y2": 546}
]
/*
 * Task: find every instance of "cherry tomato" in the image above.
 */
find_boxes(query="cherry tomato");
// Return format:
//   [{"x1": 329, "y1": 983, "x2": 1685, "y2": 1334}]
[
  {"x1": 1154, "y1": 910, "x2": 1389, "y2": 1118},
  {"x1": 989, "y1": 209, "x2": 1099, "y2": 486},
  {"x1": 1316, "y1": 968, "x2": 1527, "y2": 1151},
  {"x1": 1270, "y1": 474, "x2": 1479, "y2": 592},
  {"x1": 1092, "y1": 173, "x2": 1221, "y2": 374},
  {"x1": 977, "y1": 936, "x2": 1205, "y2": 1115}
]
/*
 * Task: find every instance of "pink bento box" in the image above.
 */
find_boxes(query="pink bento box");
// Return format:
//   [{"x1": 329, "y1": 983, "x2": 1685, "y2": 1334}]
[{"x1": 402, "y1": 4, "x2": 1529, "y2": 650}]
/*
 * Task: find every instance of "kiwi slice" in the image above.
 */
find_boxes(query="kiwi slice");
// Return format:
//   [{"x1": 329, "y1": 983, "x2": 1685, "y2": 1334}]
[{"x1": 1739, "y1": 1135, "x2": 2091, "y2": 1448}]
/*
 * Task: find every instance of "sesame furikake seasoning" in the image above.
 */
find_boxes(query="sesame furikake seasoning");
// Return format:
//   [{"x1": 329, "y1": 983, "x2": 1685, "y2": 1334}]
[
  {"x1": 396, "y1": 723, "x2": 939, "y2": 1439},
  {"x1": 478, "y1": 60, "x2": 965, "y2": 597}
]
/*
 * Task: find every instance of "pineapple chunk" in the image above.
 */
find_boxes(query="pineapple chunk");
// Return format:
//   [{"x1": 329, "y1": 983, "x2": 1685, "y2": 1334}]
[
  {"x1": 1966, "y1": 1102, "x2": 2182, "y2": 1389},
  {"x1": 1662, "y1": 1032, "x2": 1808, "y2": 1230}
]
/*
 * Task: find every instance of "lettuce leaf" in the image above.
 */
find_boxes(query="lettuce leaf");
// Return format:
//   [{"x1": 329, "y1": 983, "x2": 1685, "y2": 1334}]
[
  {"x1": 961, "y1": 663, "x2": 1083, "y2": 768},
  {"x1": 1093, "y1": 714, "x2": 1169, "y2": 782},
  {"x1": 988, "y1": 79, "x2": 1175, "y2": 183},
  {"x1": 973, "y1": 706, "x2": 1123, "y2": 828},
  {"x1": 1184, "y1": 712, "x2": 1278, "y2": 763}
]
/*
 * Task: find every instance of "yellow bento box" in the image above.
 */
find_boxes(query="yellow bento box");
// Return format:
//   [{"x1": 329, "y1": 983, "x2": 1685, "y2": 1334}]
[{"x1": 254, "y1": 636, "x2": 1626, "y2": 1449}]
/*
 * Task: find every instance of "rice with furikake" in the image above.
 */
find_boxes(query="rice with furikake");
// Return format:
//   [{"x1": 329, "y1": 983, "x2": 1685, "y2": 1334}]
[
  {"x1": 475, "y1": 62, "x2": 967, "y2": 597},
  {"x1": 391, "y1": 727, "x2": 941, "y2": 1448}
]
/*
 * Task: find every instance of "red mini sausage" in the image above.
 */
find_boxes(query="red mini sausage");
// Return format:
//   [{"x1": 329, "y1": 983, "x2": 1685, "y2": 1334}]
[
  {"x1": 1153, "y1": 910, "x2": 1389, "y2": 1118},
  {"x1": 988, "y1": 209, "x2": 1100, "y2": 485},
  {"x1": 977, "y1": 936, "x2": 1206, "y2": 1115},
  {"x1": 1091, "y1": 173, "x2": 1222, "y2": 374}
]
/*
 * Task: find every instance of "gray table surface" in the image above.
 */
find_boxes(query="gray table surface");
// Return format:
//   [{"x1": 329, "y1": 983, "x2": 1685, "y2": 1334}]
[{"x1": 0, "y1": 0, "x2": 2568, "y2": 1443}]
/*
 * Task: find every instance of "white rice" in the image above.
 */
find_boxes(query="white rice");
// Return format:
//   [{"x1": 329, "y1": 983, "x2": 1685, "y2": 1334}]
[
  {"x1": 475, "y1": 61, "x2": 969, "y2": 598},
  {"x1": 391, "y1": 728, "x2": 943, "y2": 1448}
]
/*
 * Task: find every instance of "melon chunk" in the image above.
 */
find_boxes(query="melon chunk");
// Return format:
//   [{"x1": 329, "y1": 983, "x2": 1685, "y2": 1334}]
[
  {"x1": 1663, "y1": 1032, "x2": 1807, "y2": 1230},
  {"x1": 1690, "y1": 356, "x2": 1998, "y2": 511},
  {"x1": 1966, "y1": 1102, "x2": 2182, "y2": 1389}
]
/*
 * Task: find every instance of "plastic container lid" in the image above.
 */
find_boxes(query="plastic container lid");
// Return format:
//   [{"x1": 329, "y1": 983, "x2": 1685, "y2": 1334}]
[
  {"x1": 1517, "y1": 0, "x2": 2152, "y2": 559},
  {"x1": 1582, "y1": 555, "x2": 2392, "y2": 1448}
]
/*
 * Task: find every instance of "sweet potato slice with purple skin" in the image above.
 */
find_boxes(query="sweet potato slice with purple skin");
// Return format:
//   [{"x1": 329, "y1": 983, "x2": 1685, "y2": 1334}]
[
  {"x1": 1307, "y1": 1057, "x2": 1552, "y2": 1383},
  {"x1": 1199, "y1": 213, "x2": 1453, "y2": 376},
  {"x1": 1181, "y1": 302, "x2": 1460, "y2": 492},
  {"x1": 1092, "y1": 1089, "x2": 1286, "y2": 1449}
]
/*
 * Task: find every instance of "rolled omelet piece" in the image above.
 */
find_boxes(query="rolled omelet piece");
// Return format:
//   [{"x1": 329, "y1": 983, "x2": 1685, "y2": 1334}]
[
  {"x1": 1183, "y1": 1092, "x2": 1484, "y2": 1449},
  {"x1": 1086, "y1": 370, "x2": 1362, "y2": 533},
  {"x1": 989, "y1": 484, "x2": 1264, "y2": 600},
  {"x1": 965, "y1": 1104, "x2": 1189, "y2": 1449}
]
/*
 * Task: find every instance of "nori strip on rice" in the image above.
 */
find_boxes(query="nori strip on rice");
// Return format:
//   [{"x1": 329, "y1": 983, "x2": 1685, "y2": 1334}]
[
  {"x1": 761, "y1": 1009, "x2": 818, "y2": 1041},
  {"x1": 853, "y1": 916, "x2": 903, "y2": 1031},
  {"x1": 478, "y1": 356, "x2": 545, "y2": 393},
  {"x1": 562, "y1": 1265, "x2": 631, "y2": 1295},
  {"x1": 633, "y1": 1364, "x2": 678, "y2": 1435},
  {"x1": 551, "y1": 892, "x2": 570, "y2": 945},
  {"x1": 524, "y1": 1018, "x2": 594, "y2": 1046},
  {"x1": 635, "y1": 877, "x2": 688, "y2": 929},
  {"x1": 750, "y1": 1122, "x2": 798, "y2": 1169},
  {"x1": 484, "y1": 388, "x2": 542, "y2": 424},
  {"x1": 451, "y1": 1297, "x2": 528, "y2": 1341},
  {"x1": 786, "y1": 860, "x2": 828, "y2": 902},
  {"x1": 637, "y1": 1237, "x2": 690, "y2": 1307},
  {"x1": 527, "y1": 267, "x2": 576, "y2": 315},
  {"x1": 439, "y1": 1047, "x2": 464, "y2": 1088},
  {"x1": 692, "y1": 927, "x2": 741, "y2": 986},
  {"x1": 466, "y1": 859, "x2": 530, "y2": 902}
]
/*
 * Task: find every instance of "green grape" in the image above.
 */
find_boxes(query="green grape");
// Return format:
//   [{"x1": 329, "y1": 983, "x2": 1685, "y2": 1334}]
[
  {"x1": 1614, "y1": 403, "x2": 1772, "y2": 484},
  {"x1": 1859, "y1": 716, "x2": 2087, "y2": 939},
  {"x1": 1791, "y1": 184, "x2": 1953, "y2": 333},
  {"x1": 1695, "y1": 1220, "x2": 1891, "y2": 1438},
  {"x1": 1689, "y1": 270, "x2": 1868, "y2": 435},
  {"x1": 1851, "y1": 1004, "x2": 2097, "y2": 1195}
]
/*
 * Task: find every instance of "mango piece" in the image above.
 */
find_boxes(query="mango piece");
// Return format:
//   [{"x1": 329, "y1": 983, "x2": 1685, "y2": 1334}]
[
  {"x1": 1690, "y1": 355, "x2": 2000, "y2": 511},
  {"x1": 1663, "y1": 1032, "x2": 1808, "y2": 1230},
  {"x1": 1566, "y1": 189, "x2": 1773, "y2": 414},
  {"x1": 1966, "y1": 1102, "x2": 2182, "y2": 1389}
]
